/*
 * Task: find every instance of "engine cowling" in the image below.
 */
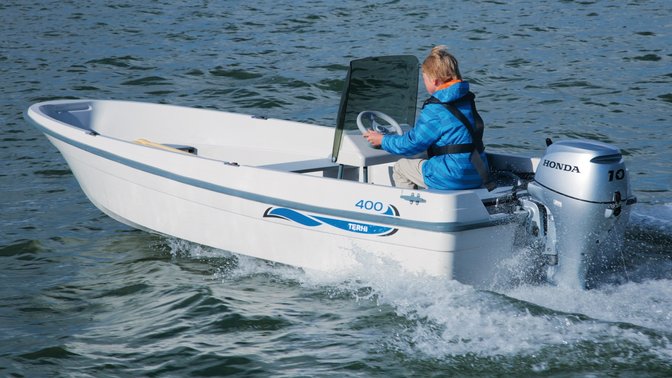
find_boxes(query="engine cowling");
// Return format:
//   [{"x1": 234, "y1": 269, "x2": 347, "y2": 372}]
[{"x1": 527, "y1": 140, "x2": 635, "y2": 288}]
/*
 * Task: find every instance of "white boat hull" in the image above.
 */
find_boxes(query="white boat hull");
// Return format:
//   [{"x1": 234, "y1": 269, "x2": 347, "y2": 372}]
[{"x1": 31, "y1": 100, "x2": 525, "y2": 287}]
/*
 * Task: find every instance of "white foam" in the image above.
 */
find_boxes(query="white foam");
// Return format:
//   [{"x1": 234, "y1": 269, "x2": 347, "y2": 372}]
[
  {"x1": 305, "y1": 248, "x2": 672, "y2": 359},
  {"x1": 167, "y1": 237, "x2": 672, "y2": 360},
  {"x1": 165, "y1": 238, "x2": 232, "y2": 259},
  {"x1": 504, "y1": 279, "x2": 672, "y2": 333}
]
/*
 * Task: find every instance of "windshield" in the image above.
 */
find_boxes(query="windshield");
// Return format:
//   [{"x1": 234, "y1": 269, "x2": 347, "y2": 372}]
[{"x1": 331, "y1": 55, "x2": 419, "y2": 162}]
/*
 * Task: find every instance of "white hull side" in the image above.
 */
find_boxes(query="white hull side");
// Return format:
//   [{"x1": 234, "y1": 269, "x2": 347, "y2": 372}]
[{"x1": 50, "y1": 136, "x2": 518, "y2": 286}]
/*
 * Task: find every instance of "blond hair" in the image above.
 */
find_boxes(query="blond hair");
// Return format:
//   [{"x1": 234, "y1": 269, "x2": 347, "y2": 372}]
[{"x1": 421, "y1": 45, "x2": 462, "y2": 82}]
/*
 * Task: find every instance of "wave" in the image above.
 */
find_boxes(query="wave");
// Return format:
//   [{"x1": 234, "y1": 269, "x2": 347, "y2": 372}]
[
  {"x1": 168, "y1": 238, "x2": 672, "y2": 367},
  {"x1": 630, "y1": 202, "x2": 672, "y2": 235}
]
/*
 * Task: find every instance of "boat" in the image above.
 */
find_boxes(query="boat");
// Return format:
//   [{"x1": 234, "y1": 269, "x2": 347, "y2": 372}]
[{"x1": 25, "y1": 55, "x2": 636, "y2": 289}]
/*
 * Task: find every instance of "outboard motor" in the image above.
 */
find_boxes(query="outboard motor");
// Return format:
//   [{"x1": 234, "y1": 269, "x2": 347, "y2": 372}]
[{"x1": 526, "y1": 140, "x2": 636, "y2": 289}]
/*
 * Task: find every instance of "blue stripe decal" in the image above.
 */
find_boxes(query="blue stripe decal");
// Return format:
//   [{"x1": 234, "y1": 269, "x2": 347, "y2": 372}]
[
  {"x1": 264, "y1": 207, "x2": 396, "y2": 236},
  {"x1": 264, "y1": 207, "x2": 322, "y2": 227},
  {"x1": 313, "y1": 216, "x2": 395, "y2": 235},
  {"x1": 382, "y1": 205, "x2": 397, "y2": 216},
  {"x1": 26, "y1": 109, "x2": 523, "y2": 233}
]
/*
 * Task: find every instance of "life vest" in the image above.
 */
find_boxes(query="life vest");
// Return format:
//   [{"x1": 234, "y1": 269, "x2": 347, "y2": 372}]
[{"x1": 422, "y1": 92, "x2": 495, "y2": 191}]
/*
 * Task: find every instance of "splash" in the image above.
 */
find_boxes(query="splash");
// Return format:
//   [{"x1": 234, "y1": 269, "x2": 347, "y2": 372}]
[
  {"x1": 164, "y1": 236, "x2": 672, "y2": 363},
  {"x1": 164, "y1": 237, "x2": 226, "y2": 259},
  {"x1": 333, "y1": 251, "x2": 672, "y2": 363},
  {"x1": 164, "y1": 237, "x2": 308, "y2": 281},
  {"x1": 505, "y1": 280, "x2": 672, "y2": 333}
]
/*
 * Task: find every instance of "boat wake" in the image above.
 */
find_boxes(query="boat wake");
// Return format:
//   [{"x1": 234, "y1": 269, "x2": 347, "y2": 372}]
[{"x1": 163, "y1": 204, "x2": 672, "y2": 368}]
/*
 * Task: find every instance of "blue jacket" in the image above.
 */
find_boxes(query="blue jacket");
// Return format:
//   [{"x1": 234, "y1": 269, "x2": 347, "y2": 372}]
[{"x1": 381, "y1": 81, "x2": 487, "y2": 190}]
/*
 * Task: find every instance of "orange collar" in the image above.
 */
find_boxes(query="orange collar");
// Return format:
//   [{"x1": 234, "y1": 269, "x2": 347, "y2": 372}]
[{"x1": 436, "y1": 79, "x2": 462, "y2": 91}]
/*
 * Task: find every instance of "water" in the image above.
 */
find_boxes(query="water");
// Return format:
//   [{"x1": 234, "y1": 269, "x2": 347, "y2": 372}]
[{"x1": 2, "y1": 0, "x2": 671, "y2": 376}]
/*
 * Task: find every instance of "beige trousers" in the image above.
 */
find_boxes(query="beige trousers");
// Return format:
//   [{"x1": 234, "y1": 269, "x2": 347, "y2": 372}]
[{"x1": 392, "y1": 158, "x2": 427, "y2": 189}]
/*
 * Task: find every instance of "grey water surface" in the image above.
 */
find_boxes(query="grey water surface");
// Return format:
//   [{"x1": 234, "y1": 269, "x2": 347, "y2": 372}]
[{"x1": 2, "y1": 0, "x2": 671, "y2": 376}]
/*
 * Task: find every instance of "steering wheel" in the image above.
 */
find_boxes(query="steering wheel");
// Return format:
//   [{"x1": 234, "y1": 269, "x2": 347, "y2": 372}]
[{"x1": 356, "y1": 111, "x2": 403, "y2": 136}]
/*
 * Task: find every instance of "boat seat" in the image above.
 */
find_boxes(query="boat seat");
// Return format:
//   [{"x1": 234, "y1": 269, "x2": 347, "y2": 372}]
[
  {"x1": 134, "y1": 139, "x2": 197, "y2": 155},
  {"x1": 164, "y1": 144, "x2": 197, "y2": 154},
  {"x1": 259, "y1": 158, "x2": 339, "y2": 173}
]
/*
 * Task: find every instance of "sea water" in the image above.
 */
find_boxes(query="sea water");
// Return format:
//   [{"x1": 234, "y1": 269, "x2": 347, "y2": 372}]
[{"x1": 1, "y1": 0, "x2": 671, "y2": 376}]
